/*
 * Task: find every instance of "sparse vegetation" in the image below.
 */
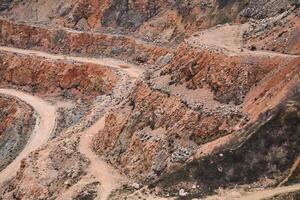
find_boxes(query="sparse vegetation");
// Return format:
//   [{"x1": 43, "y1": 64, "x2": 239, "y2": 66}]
[{"x1": 0, "y1": 0, "x2": 299, "y2": 199}]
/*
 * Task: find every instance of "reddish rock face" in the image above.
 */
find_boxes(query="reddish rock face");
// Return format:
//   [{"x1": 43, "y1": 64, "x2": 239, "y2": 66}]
[
  {"x1": 2, "y1": 0, "x2": 296, "y2": 44},
  {"x1": 92, "y1": 82, "x2": 244, "y2": 180},
  {"x1": 0, "y1": 18, "x2": 171, "y2": 64},
  {"x1": 0, "y1": 51, "x2": 118, "y2": 100},
  {"x1": 0, "y1": 1, "x2": 299, "y2": 199},
  {"x1": 161, "y1": 43, "x2": 299, "y2": 106}
]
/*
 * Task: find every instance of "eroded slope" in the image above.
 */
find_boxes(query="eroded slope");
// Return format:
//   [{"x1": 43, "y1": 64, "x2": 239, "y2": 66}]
[
  {"x1": 0, "y1": 1, "x2": 299, "y2": 200},
  {"x1": 0, "y1": 96, "x2": 35, "y2": 172}
]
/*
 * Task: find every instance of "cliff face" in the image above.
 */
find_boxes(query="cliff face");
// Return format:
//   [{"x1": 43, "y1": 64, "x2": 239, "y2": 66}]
[
  {"x1": 0, "y1": 0, "x2": 102, "y2": 29},
  {"x1": 0, "y1": 18, "x2": 170, "y2": 64},
  {"x1": 244, "y1": 9, "x2": 300, "y2": 55},
  {"x1": 155, "y1": 92, "x2": 300, "y2": 198},
  {"x1": 0, "y1": 97, "x2": 35, "y2": 172},
  {"x1": 92, "y1": 82, "x2": 244, "y2": 181},
  {"x1": 101, "y1": 0, "x2": 170, "y2": 31},
  {"x1": 0, "y1": 51, "x2": 118, "y2": 100},
  {"x1": 1, "y1": 0, "x2": 297, "y2": 44},
  {"x1": 160, "y1": 43, "x2": 296, "y2": 105},
  {"x1": 0, "y1": 0, "x2": 299, "y2": 199},
  {"x1": 90, "y1": 41, "x2": 300, "y2": 184}
]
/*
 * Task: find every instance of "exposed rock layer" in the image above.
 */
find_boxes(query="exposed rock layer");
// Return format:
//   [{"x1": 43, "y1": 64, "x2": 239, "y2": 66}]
[
  {"x1": 0, "y1": 18, "x2": 170, "y2": 64},
  {"x1": 0, "y1": 96, "x2": 35, "y2": 172},
  {"x1": 0, "y1": 51, "x2": 117, "y2": 100}
]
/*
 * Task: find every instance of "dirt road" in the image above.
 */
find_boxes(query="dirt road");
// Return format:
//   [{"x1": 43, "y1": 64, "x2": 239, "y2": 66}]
[
  {"x1": 0, "y1": 89, "x2": 57, "y2": 183},
  {"x1": 238, "y1": 184, "x2": 300, "y2": 200},
  {"x1": 0, "y1": 45, "x2": 143, "y2": 199},
  {"x1": 79, "y1": 116, "x2": 126, "y2": 200},
  {"x1": 187, "y1": 23, "x2": 299, "y2": 58},
  {"x1": 1, "y1": 23, "x2": 298, "y2": 199},
  {"x1": 0, "y1": 46, "x2": 143, "y2": 79}
]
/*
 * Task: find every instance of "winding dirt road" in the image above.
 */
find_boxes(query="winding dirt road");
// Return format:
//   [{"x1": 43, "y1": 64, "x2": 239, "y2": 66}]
[
  {"x1": 75, "y1": 54, "x2": 142, "y2": 199},
  {"x1": 0, "y1": 45, "x2": 142, "y2": 199},
  {"x1": 79, "y1": 116, "x2": 126, "y2": 200},
  {"x1": 0, "y1": 22, "x2": 298, "y2": 199},
  {"x1": 0, "y1": 46, "x2": 142, "y2": 79},
  {"x1": 0, "y1": 89, "x2": 57, "y2": 183}
]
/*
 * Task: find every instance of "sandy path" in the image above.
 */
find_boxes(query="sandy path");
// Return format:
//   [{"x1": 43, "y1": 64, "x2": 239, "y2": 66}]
[
  {"x1": 238, "y1": 184, "x2": 300, "y2": 200},
  {"x1": 187, "y1": 23, "x2": 299, "y2": 58},
  {"x1": 0, "y1": 46, "x2": 143, "y2": 199},
  {"x1": 79, "y1": 116, "x2": 126, "y2": 200},
  {"x1": 0, "y1": 89, "x2": 57, "y2": 183},
  {"x1": 0, "y1": 46, "x2": 142, "y2": 79}
]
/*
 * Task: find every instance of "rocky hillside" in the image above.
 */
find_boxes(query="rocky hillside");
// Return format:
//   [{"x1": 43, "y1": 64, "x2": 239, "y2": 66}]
[
  {"x1": 0, "y1": 0, "x2": 299, "y2": 200},
  {"x1": 154, "y1": 91, "x2": 300, "y2": 198},
  {"x1": 1, "y1": 0, "x2": 299, "y2": 45},
  {"x1": 0, "y1": 50, "x2": 118, "y2": 100},
  {"x1": 0, "y1": 96, "x2": 35, "y2": 172}
]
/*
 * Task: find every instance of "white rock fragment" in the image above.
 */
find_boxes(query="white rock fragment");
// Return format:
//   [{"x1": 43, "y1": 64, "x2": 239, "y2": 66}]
[
  {"x1": 132, "y1": 183, "x2": 140, "y2": 189},
  {"x1": 179, "y1": 189, "x2": 188, "y2": 197}
]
